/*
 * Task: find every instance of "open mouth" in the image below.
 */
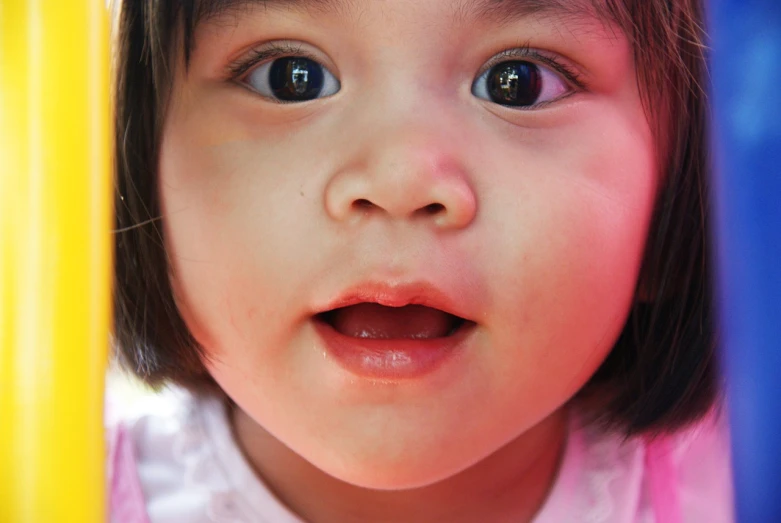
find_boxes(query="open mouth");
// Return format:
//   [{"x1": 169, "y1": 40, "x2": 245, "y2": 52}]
[{"x1": 315, "y1": 303, "x2": 472, "y2": 340}]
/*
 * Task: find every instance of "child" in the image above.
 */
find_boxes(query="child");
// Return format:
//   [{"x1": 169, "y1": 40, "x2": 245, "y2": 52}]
[{"x1": 109, "y1": 0, "x2": 734, "y2": 521}]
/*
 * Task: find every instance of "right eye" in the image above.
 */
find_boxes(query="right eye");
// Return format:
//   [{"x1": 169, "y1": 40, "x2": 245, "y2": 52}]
[{"x1": 243, "y1": 56, "x2": 340, "y2": 103}]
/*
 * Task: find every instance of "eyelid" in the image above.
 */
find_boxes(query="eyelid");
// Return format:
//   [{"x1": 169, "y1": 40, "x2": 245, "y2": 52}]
[
  {"x1": 478, "y1": 46, "x2": 588, "y2": 91},
  {"x1": 226, "y1": 40, "x2": 334, "y2": 80}
]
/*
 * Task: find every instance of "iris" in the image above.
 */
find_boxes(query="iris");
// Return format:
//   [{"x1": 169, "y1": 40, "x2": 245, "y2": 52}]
[
  {"x1": 269, "y1": 57, "x2": 325, "y2": 102},
  {"x1": 487, "y1": 61, "x2": 542, "y2": 107}
]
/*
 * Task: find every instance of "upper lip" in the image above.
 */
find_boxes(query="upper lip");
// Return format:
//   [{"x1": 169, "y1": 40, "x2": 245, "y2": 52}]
[{"x1": 315, "y1": 280, "x2": 475, "y2": 322}]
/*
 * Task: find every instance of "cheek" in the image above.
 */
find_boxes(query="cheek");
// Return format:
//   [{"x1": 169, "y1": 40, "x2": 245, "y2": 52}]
[
  {"x1": 157, "y1": 109, "x2": 316, "y2": 357},
  {"x1": 476, "y1": 104, "x2": 657, "y2": 399}
]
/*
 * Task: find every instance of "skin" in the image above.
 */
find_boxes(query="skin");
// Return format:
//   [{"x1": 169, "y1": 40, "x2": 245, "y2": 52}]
[{"x1": 159, "y1": 1, "x2": 659, "y2": 521}]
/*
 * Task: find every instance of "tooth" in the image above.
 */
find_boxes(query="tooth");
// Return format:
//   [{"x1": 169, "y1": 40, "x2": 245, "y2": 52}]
[{"x1": 357, "y1": 329, "x2": 373, "y2": 339}]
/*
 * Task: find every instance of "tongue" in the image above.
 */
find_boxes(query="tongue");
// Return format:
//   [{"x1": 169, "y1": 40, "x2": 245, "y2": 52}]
[{"x1": 328, "y1": 304, "x2": 456, "y2": 339}]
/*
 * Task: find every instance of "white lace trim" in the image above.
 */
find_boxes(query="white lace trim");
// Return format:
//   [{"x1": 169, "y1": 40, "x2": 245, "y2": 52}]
[
  {"x1": 173, "y1": 397, "x2": 251, "y2": 523},
  {"x1": 532, "y1": 413, "x2": 645, "y2": 523},
  {"x1": 582, "y1": 422, "x2": 645, "y2": 523},
  {"x1": 584, "y1": 437, "x2": 629, "y2": 522},
  {"x1": 169, "y1": 393, "x2": 301, "y2": 523}
]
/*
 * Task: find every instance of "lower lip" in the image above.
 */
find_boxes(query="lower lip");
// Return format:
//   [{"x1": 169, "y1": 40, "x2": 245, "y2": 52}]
[{"x1": 313, "y1": 320, "x2": 475, "y2": 380}]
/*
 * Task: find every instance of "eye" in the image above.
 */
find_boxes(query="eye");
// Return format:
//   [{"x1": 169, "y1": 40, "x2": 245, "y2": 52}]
[
  {"x1": 244, "y1": 56, "x2": 340, "y2": 102},
  {"x1": 471, "y1": 60, "x2": 571, "y2": 108}
]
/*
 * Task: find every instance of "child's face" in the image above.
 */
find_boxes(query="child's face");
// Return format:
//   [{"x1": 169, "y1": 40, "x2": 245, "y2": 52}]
[{"x1": 160, "y1": 0, "x2": 657, "y2": 488}]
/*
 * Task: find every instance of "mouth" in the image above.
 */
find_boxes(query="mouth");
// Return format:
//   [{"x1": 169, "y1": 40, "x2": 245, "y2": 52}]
[
  {"x1": 311, "y1": 281, "x2": 478, "y2": 379},
  {"x1": 315, "y1": 303, "x2": 471, "y2": 340}
]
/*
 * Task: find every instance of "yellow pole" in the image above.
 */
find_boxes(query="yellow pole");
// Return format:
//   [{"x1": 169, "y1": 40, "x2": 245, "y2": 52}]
[{"x1": 0, "y1": 1, "x2": 112, "y2": 522}]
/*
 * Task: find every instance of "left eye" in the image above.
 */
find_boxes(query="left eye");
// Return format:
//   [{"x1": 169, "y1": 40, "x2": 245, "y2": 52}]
[
  {"x1": 244, "y1": 56, "x2": 340, "y2": 102},
  {"x1": 471, "y1": 61, "x2": 569, "y2": 108}
]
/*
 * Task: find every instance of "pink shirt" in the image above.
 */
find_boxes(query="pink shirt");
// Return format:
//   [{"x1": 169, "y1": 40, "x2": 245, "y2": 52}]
[{"x1": 108, "y1": 389, "x2": 734, "y2": 522}]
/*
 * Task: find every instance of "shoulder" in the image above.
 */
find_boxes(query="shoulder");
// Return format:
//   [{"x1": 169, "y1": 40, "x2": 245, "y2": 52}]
[
  {"x1": 660, "y1": 407, "x2": 735, "y2": 522},
  {"x1": 118, "y1": 387, "x2": 199, "y2": 494},
  {"x1": 107, "y1": 384, "x2": 232, "y2": 523},
  {"x1": 107, "y1": 382, "x2": 302, "y2": 523},
  {"x1": 612, "y1": 406, "x2": 734, "y2": 523},
  {"x1": 534, "y1": 406, "x2": 734, "y2": 523}
]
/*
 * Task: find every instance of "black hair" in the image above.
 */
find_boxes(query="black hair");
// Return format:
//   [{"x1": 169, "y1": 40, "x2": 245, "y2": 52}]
[{"x1": 113, "y1": 0, "x2": 719, "y2": 435}]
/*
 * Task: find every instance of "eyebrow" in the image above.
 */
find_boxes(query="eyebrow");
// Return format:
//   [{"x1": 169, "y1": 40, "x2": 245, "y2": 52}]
[
  {"x1": 199, "y1": 0, "x2": 614, "y2": 27},
  {"x1": 464, "y1": 0, "x2": 611, "y2": 25}
]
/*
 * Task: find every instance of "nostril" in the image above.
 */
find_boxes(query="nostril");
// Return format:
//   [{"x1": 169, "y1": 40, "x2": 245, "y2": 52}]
[
  {"x1": 353, "y1": 199, "x2": 374, "y2": 211},
  {"x1": 422, "y1": 203, "x2": 445, "y2": 215}
]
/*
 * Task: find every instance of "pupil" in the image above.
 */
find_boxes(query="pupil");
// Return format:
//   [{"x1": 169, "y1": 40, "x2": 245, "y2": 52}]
[
  {"x1": 269, "y1": 57, "x2": 324, "y2": 101},
  {"x1": 487, "y1": 61, "x2": 541, "y2": 107}
]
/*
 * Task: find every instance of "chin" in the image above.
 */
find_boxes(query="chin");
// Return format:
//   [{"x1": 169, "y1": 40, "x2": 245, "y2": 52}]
[
  {"x1": 304, "y1": 436, "x2": 490, "y2": 491},
  {"x1": 325, "y1": 461, "x2": 465, "y2": 491}
]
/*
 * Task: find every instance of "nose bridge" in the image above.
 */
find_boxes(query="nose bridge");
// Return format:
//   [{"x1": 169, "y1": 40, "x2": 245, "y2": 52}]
[
  {"x1": 324, "y1": 110, "x2": 477, "y2": 229},
  {"x1": 371, "y1": 124, "x2": 458, "y2": 208}
]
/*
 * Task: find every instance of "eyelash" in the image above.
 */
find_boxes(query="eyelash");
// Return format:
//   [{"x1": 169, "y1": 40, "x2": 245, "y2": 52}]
[
  {"x1": 227, "y1": 42, "x2": 314, "y2": 79},
  {"x1": 227, "y1": 42, "x2": 587, "y2": 101},
  {"x1": 478, "y1": 45, "x2": 587, "y2": 93}
]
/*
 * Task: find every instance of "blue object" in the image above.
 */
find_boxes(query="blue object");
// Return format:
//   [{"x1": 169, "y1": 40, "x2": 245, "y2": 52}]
[{"x1": 710, "y1": 1, "x2": 781, "y2": 521}]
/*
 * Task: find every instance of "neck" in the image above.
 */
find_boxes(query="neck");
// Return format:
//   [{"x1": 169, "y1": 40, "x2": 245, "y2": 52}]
[{"x1": 231, "y1": 406, "x2": 568, "y2": 523}]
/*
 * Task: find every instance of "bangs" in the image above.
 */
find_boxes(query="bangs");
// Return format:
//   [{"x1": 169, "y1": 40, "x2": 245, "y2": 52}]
[{"x1": 174, "y1": 0, "x2": 635, "y2": 62}]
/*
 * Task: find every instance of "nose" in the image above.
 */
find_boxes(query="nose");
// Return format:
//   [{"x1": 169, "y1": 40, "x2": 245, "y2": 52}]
[{"x1": 324, "y1": 127, "x2": 477, "y2": 230}]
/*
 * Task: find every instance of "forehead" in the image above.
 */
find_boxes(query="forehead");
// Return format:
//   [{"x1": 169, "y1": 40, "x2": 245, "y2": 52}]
[{"x1": 194, "y1": 0, "x2": 623, "y2": 27}]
